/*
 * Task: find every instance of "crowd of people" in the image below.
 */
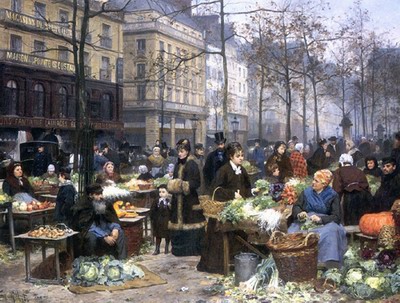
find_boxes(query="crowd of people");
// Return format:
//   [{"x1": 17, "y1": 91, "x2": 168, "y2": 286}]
[{"x1": 2, "y1": 130, "x2": 400, "y2": 274}]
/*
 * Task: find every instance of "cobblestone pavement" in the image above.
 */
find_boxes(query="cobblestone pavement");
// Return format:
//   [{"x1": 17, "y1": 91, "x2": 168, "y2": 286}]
[{"x1": 0, "y1": 248, "x2": 224, "y2": 303}]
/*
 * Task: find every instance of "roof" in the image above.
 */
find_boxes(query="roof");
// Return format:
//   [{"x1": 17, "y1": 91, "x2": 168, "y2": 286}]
[{"x1": 110, "y1": 0, "x2": 199, "y2": 30}]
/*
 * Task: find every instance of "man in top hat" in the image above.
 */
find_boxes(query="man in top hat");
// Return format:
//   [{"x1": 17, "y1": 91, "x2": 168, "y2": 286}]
[
  {"x1": 203, "y1": 132, "x2": 228, "y2": 192},
  {"x1": 327, "y1": 136, "x2": 339, "y2": 164}
]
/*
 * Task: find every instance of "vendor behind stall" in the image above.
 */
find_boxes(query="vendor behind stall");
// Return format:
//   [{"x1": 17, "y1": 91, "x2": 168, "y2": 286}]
[
  {"x1": 95, "y1": 161, "x2": 125, "y2": 186},
  {"x1": 197, "y1": 142, "x2": 252, "y2": 274},
  {"x1": 289, "y1": 169, "x2": 347, "y2": 269},
  {"x1": 2, "y1": 162, "x2": 37, "y2": 202},
  {"x1": 42, "y1": 164, "x2": 58, "y2": 184},
  {"x1": 70, "y1": 183, "x2": 127, "y2": 259}
]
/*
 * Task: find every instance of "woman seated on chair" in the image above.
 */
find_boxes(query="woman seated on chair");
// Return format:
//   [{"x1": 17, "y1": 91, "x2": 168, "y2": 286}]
[
  {"x1": 288, "y1": 169, "x2": 347, "y2": 269},
  {"x1": 197, "y1": 142, "x2": 252, "y2": 274}
]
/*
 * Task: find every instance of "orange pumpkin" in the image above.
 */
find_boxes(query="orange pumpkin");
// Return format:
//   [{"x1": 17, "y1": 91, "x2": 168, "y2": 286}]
[{"x1": 359, "y1": 212, "x2": 395, "y2": 237}]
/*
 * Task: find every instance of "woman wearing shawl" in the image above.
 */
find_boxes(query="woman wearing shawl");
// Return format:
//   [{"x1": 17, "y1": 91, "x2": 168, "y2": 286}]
[
  {"x1": 265, "y1": 141, "x2": 293, "y2": 182},
  {"x1": 333, "y1": 154, "x2": 373, "y2": 225},
  {"x1": 95, "y1": 161, "x2": 124, "y2": 185},
  {"x1": 289, "y1": 169, "x2": 347, "y2": 269}
]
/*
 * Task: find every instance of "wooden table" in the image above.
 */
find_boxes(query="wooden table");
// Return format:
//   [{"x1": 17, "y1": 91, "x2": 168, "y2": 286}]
[
  {"x1": 130, "y1": 189, "x2": 157, "y2": 208},
  {"x1": 131, "y1": 207, "x2": 151, "y2": 237},
  {"x1": 13, "y1": 207, "x2": 55, "y2": 230},
  {"x1": 15, "y1": 231, "x2": 78, "y2": 284},
  {"x1": 0, "y1": 202, "x2": 16, "y2": 253},
  {"x1": 215, "y1": 220, "x2": 270, "y2": 276},
  {"x1": 119, "y1": 216, "x2": 145, "y2": 256},
  {"x1": 38, "y1": 194, "x2": 57, "y2": 202}
]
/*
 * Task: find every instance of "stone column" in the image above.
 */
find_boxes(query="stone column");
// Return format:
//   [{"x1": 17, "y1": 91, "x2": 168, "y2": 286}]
[
  {"x1": 170, "y1": 116, "x2": 176, "y2": 147},
  {"x1": 146, "y1": 115, "x2": 159, "y2": 148}
]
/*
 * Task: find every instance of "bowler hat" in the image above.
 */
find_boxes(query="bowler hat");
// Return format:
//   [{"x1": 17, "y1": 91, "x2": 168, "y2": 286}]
[{"x1": 214, "y1": 132, "x2": 226, "y2": 144}]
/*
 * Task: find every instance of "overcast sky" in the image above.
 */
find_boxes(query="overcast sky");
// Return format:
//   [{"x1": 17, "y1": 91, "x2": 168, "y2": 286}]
[{"x1": 219, "y1": 0, "x2": 400, "y2": 44}]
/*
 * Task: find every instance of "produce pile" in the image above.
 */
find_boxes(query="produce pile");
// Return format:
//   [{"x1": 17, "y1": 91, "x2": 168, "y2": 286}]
[
  {"x1": 113, "y1": 201, "x2": 138, "y2": 218},
  {"x1": 242, "y1": 160, "x2": 260, "y2": 175},
  {"x1": 70, "y1": 255, "x2": 144, "y2": 287},
  {"x1": 280, "y1": 178, "x2": 312, "y2": 205},
  {"x1": 322, "y1": 246, "x2": 400, "y2": 300},
  {"x1": 0, "y1": 190, "x2": 11, "y2": 205},
  {"x1": 12, "y1": 200, "x2": 54, "y2": 212},
  {"x1": 27, "y1": 225, "x2": 68, "y2": 239}
]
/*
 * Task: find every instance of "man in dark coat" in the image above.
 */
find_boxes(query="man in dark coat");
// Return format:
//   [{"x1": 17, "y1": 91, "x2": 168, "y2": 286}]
[
  {"x1": 70, "y1": 183, "x2": 127, "y2": 259},
  {"x1": 374, "y1": 157, "x2": 400, "y2": 211},
  {"x1": 327, "y1": 136, "x2": 339, "y2": 164},
  {"x1": 203, "y1": 132, "x2": 228, "y2": 192},
  {"x1": 32, "y1": 144, "x2": 52, "y2": 177},
  {"x1": 250, "y1": 139, "x2": 266, "y2": 178},
  {"x1": 101, "y1": 143, "x2": 121, "y2": 173}
]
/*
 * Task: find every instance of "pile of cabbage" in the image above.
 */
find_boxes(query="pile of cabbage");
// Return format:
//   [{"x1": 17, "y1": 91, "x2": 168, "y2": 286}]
[
  {"x1": 70, "y1": 255, "x2": 145, "y2": 287},
  {"x1": 322, "y1": 246, "x2": 400, "y2": 300}
]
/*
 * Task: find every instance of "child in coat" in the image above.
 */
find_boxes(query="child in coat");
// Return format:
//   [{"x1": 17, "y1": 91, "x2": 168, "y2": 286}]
[{"x1": 150, "y1": 184, "x2": 171, "y2": 254}]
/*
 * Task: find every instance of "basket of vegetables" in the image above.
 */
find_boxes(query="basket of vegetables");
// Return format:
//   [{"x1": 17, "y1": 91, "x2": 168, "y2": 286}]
[{"x1": 266, "y1": 231, "x2": 319, "y2": 282}]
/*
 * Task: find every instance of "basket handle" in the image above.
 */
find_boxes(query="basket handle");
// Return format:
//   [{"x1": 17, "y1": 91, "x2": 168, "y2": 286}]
[
  {"x1": 269, "y1": 230, "x2": 285, "y2": 243},
  {"x1": 303, "y1": 232, "x2": 317, "y2": 246},
  {"x1": 211, "y1": 186, "x2": 222, "y2": 201}
]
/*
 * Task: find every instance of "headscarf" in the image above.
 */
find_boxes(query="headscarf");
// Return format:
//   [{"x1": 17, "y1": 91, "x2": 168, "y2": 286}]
[
  {"x1": 138, "y1": 165, "x2": 148, "y2": 174},
  {"x1": 339, "y1": 153, "x2": 353, "y2": 166},
  {"x1": 294, "y1": 143, "x2": 304, "y2": 152},
  {"x1": 314, "y1": 169, "x2": 333, "y2": 186}
]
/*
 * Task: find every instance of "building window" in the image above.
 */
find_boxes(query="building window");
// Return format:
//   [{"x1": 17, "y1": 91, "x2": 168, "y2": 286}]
[
  {"x1": 100, "y1": 24, "x2": 112, "y2": 48},
  {"x1": 58, "y1": 87, "x2": 68, "y2": 118},
  {"x1": 136, "y1": 64, "x2": 145, "y2": 79},
  {"x1": 137, "y1": 84, "x2": 146, "y2": 100},
  {"x1": 11, "y1": 0, "x2": 22, "y2": 12},
  {"x1": 137, "y1": 39, "x2": 146, "y2": 55},
  {"x1": 59, "y1": 10, "x2": 69, "y2": 27},
  {"x1": 33, "y1": 83, "x2": 45, "y2": 117},
  {"x1": 3, "y1": 80, "x2": 19, "y2": 115},
  {"x1": 34, "y1": 40, "x2": 45, "y2": 57},
  {"x1": 101, "y1": 94, "x2": 113, "y2": 121},
  {"x1": 10, "y1": 35, "x2": 22, "y2": 52},
  {"x1": 100, "y1": 56, "x2": 110, "y2": 80},
  {"x1": 84, "y1": 51, "x2": 91, "y2": 76},
  {"x1": 58, "y1": 46, "x2": 69, "y2": 61},
  {"x1": 34, "y1": 2, "x2": 46, "y2": 20}
]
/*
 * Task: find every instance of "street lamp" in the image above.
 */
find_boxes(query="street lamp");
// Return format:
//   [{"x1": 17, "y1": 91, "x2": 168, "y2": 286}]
[
  {"x1": 231, "y1": 115, "x2": 239, "y2": 142},
  {"x1": 190, "y1": 114, "x2": 199, "y2": 144}
]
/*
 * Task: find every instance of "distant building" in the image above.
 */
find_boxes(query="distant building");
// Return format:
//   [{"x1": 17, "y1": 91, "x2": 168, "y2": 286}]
[
  {"x1": 119, "y1": 0, "x2": 207, "y2": 148},
  {"x1": 0, "y1": 0, "x2": 125, "y2": 152}
]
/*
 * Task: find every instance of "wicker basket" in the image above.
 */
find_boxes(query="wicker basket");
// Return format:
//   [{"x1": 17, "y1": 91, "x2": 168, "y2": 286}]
[
  {"x1": 199, "y1": 187, "x2": 226, "y2": 219},
  {"x1": 378, "y1": 225, "x2": 396, "y2": 248},
  {"x1": 267, "y1": 231, "x2": 319, "y2": 282}
]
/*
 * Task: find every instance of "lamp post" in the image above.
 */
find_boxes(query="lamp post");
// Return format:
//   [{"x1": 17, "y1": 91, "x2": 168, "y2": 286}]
[
  {"x1": 231, "y1": 115, "x2": 239, "y2": 142},
  {"x1": 190, "y1": 114, "x2": 199, "y2": 144}
]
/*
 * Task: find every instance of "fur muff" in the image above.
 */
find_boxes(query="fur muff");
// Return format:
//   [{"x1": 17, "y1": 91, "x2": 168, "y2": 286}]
[
  {"x1": 182, "y1": 181, "x2": 190, "y2": 195},
  {"x1": 167, "y1": 179, "x2": 183, "y2": 194}
]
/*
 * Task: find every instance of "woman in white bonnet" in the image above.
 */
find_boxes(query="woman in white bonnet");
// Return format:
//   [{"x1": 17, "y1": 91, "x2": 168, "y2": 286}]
[
  {"x1": 164, "y1": 163, "x2": 175, "y2": 179},
  {"x1": 332, "y1": 153, "x2": 373, "y2": 225}
]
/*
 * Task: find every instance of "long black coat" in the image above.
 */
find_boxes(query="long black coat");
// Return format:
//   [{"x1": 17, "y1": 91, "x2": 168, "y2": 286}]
[
  {"x1": 32, "y1": 151, "x2": 52, "y2": 177},
  {"x1": 150, "y1": 198, "x2": 170, "y2": 238},
  {"x1": 374, "y1": 171, "x2": 400, "y2": 211},
  {"x1": 203, "y1": 149, "x2": 228, "y2": 189},
  {"x1": 54, "y1": 182, "x2": 77, "y2": 224},
  {"x1": 212, "y1": 162, "x2": 252, "y2": 201}
]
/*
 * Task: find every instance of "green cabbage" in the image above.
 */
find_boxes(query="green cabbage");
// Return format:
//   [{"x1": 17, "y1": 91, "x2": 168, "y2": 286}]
[{"x1": 365, "y1": 276, "x2": 386, "y2": 291}]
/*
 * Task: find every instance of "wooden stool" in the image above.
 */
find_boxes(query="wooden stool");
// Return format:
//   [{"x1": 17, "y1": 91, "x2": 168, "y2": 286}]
[
  {"x1": 344, "y1": 225, "x2": 360, "y2": 245},
  {"x1": 356, "y1": 233, "x2": 378, "y2": 251}
]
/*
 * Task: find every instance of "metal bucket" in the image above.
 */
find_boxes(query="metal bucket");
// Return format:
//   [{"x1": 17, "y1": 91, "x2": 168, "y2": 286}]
[{"x1": 234, "y1": 252, "x2": 261, "y2": 286}]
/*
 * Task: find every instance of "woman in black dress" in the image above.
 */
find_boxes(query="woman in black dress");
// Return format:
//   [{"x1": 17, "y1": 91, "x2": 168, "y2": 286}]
[{"x1": 197, "y1": 142, "x2": 252, "y2": 274}]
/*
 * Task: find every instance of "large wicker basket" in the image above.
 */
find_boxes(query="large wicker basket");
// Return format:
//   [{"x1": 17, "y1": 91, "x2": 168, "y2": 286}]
[
  {"x1": 199, "y1": 187, "x2": 226, "y2": 219},
  {"x1": 267, "y1": 231, "x2": 319, "y2": 282}
]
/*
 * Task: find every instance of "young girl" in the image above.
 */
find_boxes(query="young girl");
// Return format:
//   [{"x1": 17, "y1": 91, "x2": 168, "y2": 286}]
[{"x1": 150, "y1": 184, "x2": 171, "y2": 255}]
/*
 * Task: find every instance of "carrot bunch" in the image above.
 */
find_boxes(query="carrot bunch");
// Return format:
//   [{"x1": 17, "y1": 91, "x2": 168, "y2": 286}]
[{"x1": 280, "y1": 185, "x2": 297, "y2": 205}]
